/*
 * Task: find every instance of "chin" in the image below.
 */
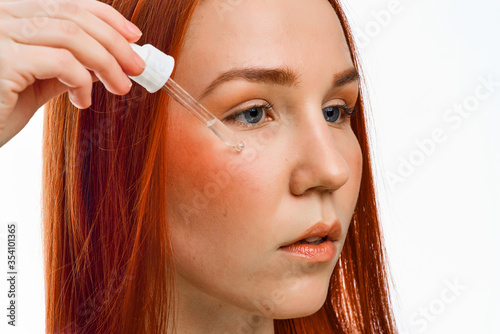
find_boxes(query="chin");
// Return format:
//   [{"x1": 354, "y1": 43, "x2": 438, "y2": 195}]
[
  {"x1": 270, "y1": 294, "x2": 328, "y2": 319},
  {"x1": 258, "y1": 273, "x2": 332, "y2": 319}
]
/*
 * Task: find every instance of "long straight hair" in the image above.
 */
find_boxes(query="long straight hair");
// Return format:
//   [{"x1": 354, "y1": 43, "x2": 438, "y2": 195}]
[{"x1": 42, "y1": 0, "x2": 397, "y2": 333}]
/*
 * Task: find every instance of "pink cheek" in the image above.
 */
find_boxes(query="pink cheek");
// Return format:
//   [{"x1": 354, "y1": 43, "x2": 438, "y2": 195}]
[
  {"x1": 168, "y1": 118, "x2": 272, "y2": 193},
  {"x1": 166, "y1": 118, "x2": 260, "y2": 222},
  {"x1": 344, "y1": 140, "x2": 363, "y2": 212},
  {"x1": 166, "y1": 112, "x2": 285, "y2": 243}
]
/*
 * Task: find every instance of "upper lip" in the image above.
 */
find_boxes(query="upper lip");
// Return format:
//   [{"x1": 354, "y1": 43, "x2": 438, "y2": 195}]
[{"x1": 280, "y1": 220, "x2": 342, "y2": 247}]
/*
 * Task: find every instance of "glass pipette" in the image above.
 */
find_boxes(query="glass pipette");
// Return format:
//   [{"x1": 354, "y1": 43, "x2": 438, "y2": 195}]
[
  {"x1": 129, "y1": 43, "x2": 245, "y2": 152},
  {"x1": 162, "y1": 78, "x2": 245, "y2": 152}
]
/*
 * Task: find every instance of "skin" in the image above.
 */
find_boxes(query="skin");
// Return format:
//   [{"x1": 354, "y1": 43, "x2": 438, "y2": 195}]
[
  {"x1": 165, "y1": 0, "x2": 362, "y2": 333},
  {"x1": 0, "y1": 0, "x2": 144, "y2": 148},
  {"x1": 0, "y1": 0, "x2": 362, "y2": 332}
]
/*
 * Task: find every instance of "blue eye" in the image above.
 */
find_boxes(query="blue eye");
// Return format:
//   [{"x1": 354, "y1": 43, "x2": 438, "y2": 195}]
[
  {"x1": 323, "y1": 106, "x2": 341, "y2": 122},
  {"x1": 237, "y1": 106, "x2": 265, "y2": 124},
  {"x1": 225, "y1": 102, "x2": 274, "y2": 129},
  {"x1": 225, "y1": 102, "x2": 357, "y2": 129},
  {"x1": 323, "y1": 104, "x2": 356, "y2": 123}
]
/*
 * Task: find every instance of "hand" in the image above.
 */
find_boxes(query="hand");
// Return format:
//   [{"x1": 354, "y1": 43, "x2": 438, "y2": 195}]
[{"x1": 0, "y1": 0, "x2": 146, "y2": 148}]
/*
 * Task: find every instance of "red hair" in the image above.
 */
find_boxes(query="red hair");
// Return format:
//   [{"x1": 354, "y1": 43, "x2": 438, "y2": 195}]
[{"x1": 42, "y1": 0, "x2": 397, "y2": 333}]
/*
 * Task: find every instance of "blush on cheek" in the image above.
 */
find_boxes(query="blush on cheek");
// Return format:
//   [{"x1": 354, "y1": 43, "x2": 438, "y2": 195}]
[
  {"x1": 342, "y1": 138, "x2": 363, "y2": 215},
  {"x1": 166, "y1": 109, "x2": 284, "y2": 239}
]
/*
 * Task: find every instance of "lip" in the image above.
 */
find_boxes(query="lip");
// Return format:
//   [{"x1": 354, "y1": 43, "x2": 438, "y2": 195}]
[
  {"x1": 278, "y1": 221, "x2": 342, "y2": 263},
  {"x1": 279, "y1": 241, "x2": 338, "y2": 263},
  {"x1": 281, "y1": 221, "x2": 342, "y2": 247}
]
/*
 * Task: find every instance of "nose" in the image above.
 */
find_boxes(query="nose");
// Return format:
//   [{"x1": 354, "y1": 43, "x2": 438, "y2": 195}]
[{"x1": 288, "y1": 108, "x2": 350, "y2": 196}]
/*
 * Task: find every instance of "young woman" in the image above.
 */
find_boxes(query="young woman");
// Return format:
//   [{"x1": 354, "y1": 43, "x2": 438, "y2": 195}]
[{"x1": 0, "y1": 0, "x2": 397, "y2": 333}]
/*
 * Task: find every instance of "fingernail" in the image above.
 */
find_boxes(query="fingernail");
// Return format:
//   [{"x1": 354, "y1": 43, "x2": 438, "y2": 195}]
[
  {"x1": 133, "y1": 50, "x2": 146, "y2": 69},
  {"x1": 126, "y1": 21, "x2": 142, "y2": 37}
]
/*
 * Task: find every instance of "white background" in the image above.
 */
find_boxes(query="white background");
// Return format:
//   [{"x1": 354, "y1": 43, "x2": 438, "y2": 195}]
[{"x1": 1, "y1": 0, "x2": 499, "y2": 333}]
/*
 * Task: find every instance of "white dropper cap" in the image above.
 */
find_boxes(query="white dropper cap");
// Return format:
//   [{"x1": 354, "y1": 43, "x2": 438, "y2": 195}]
[
  {"x1": 127, "y1": 43, "x2": 245, "y2": 152},
  {"x1": 129, "y1": 43, "x2": 175, "y2": 93}
]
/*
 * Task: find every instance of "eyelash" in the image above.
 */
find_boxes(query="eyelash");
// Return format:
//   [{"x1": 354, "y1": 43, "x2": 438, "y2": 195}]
[{"x1": 224, "y1": 102, "x2": 358, "y2": 129}]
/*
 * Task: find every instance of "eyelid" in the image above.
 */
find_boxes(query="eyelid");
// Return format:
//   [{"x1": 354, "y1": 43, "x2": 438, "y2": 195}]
[
  {"x1": 322, "y1": 98, "x2": 350, "y2": 108},
  {"x1": 225, "y1": 99, "x2": 274, "y2": 116},
  {"x1": 324, "y1": 98, "x2": 357, "y2": 114}
]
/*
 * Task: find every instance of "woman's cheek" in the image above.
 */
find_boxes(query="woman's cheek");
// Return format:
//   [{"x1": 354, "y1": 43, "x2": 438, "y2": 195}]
[
  {"x1": 166, "y1": 109, "x2": 287, "y2": 252},
  {"x1": 167, "y1": 120, "x2": 269, "y2": 223},
  {"x1": 166, "y1": 147, "x2": 281, "y2": 276},
  {"x1": 339, "y1": 132, "x2": 363, "y2": 217}
]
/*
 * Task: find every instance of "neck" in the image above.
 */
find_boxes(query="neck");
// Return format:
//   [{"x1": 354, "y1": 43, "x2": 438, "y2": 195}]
[{"x1": 169, "y1": 274, "x2": 275, "y2": 334}]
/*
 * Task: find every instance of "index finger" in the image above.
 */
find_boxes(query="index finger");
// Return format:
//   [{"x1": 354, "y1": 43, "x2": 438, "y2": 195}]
[
  {"x1": 81, "y1": 0, "x2": 143, "y2": 41},
  {"x1": 33, "y1": 0, "x2": 143, "y2": 42}
]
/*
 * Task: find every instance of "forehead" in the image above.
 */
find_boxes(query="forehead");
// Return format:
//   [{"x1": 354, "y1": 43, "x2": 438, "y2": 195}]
[{"x1": 175, "y1": 0, "x2": 353, "y2": 93}]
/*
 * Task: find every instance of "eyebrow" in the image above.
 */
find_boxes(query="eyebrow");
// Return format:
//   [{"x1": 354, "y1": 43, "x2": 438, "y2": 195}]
[{"x1": 198, "y1": 66, "x2": 360, "y2": 100}]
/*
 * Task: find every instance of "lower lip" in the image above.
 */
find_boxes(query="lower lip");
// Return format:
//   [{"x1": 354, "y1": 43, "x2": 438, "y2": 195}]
[{"x1": 279, "y1": 240, "x2": 337, "y2": 263}]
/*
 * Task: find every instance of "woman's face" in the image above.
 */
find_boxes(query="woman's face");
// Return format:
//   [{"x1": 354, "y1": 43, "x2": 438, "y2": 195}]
[{"x1": 165, "y1": 0, "x2": 362, "y2": 321}]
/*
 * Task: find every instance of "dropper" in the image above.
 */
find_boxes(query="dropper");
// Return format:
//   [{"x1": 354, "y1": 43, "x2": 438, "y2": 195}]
[{"x1": 128, "y1": 43, "x2": 245, "y2": 152}]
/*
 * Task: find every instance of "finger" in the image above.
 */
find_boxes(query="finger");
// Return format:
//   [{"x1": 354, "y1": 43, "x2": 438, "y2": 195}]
[
  {"x1": 3, "y1": 17, "x2": 132, "y2": 95},
  {"x1": 30, "y1": 70, "x2": 99, "y2": 111},
  {"x1": 4, "y1": 0, "x2": 145, "y2": 76},
  {"x1": 81, "y1": 0, "x2": 144, "y2": 42},
  {"x1": 12, "y1": 43, "x2": 94, "y2": 109},
  {"x1": 0, "y1": 88, "x2": 23, "y2": 147}
]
